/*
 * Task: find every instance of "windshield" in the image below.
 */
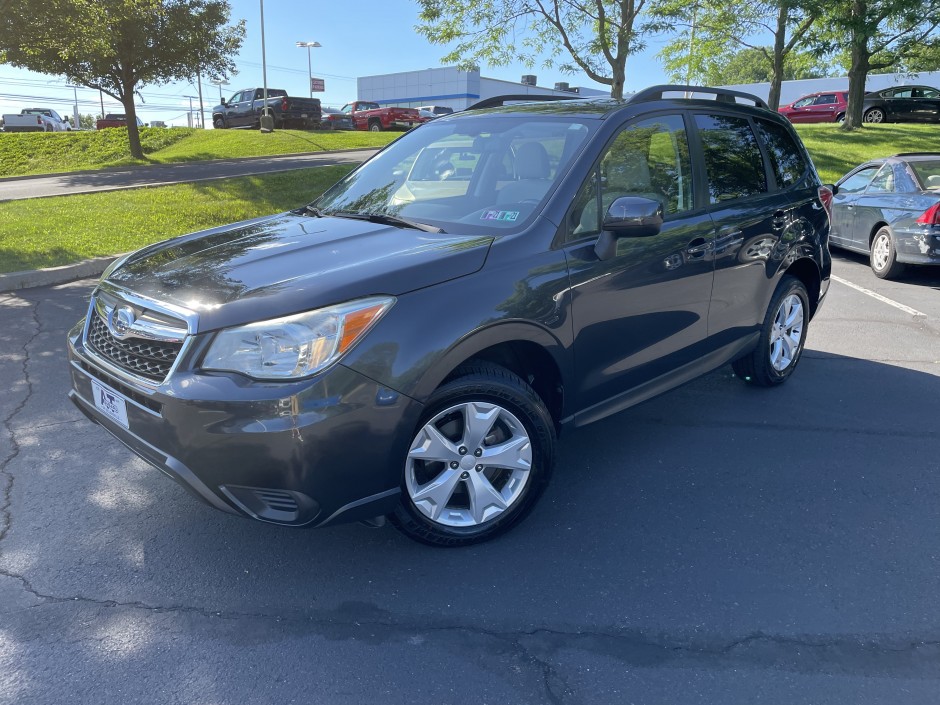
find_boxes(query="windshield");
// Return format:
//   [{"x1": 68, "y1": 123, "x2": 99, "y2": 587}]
[{"x1": 312, "y1": 116, "x2": 594, "y2": 234}]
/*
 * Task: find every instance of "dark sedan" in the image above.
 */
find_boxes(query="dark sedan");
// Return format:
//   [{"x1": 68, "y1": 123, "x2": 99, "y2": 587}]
[
  {"x1": 862, "y1": 85, "x2": 940, "y2": 123},
  {"x1": 320, "y1": 107, "x2": 353, "y2": 130},
  {"x1": 831, "y1": 153, "x2": 940, "y2": 278}
]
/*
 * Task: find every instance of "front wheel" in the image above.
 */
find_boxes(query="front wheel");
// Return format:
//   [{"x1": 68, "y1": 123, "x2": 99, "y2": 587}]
[
  {"x1": 835, "y1": 113, "x2": 845, "y2": 123},
  {"x1": 368, "y1": 120, "x2": 382, "y2": 132},
  {"x1": 390, "y1": 363, "x2": 555, "y2": 547},
  {"x1": 733, "y1": 275, "x2": 809, "y2": 387},
  {"x1": 870, "y1": 227, "x2": 905, "y2": 279},
  {"x1": 864, "y1": 108, "x2": 885, "y2": 123},
  {"x1": 213, "y1": 116, "x2": 226, "y2": 129}
]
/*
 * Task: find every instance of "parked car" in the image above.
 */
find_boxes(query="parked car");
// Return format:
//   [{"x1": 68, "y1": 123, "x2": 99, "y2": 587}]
[
  {"x1": 213, "y1": 88, "x2": 322, "y2": 130},
  {"x1": 1, "y1": 108, "x2": 72, "y2": 132},
  {"x1": 96, "y1": 114, "x2": 145, "y2": 129},
  {"x1": 341, "y1": 101, "x2": 420, "y2": 131},
  {"x1": 830, "y1": 153, "x2": 940, "y2": 278},
  {"x1": 416, "y1": 108, "x2": 437, "y2": 123},
  {"x1": 67, "y1": 85, "x2": 831, "y2": 546},
  {"x1": 320, "y1": 107, "x2": 353, "y2": 130},
  {"x1": 417, "y1": 105, "x2": 455, "y2": 117},
  {"x1": 778, "y1": 91, "x2": 848, "y2": 123},
  {"x1": 862, "y1": 85, "x2": 940, "y2": 123}
]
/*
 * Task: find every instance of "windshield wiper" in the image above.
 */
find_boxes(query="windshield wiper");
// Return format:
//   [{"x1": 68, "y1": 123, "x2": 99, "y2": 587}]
[
  {"x1": 303, "y1": 205, "x2": 324, "y2": 217},
  {"x1": 332, "y1": 210, "x2": 445, "y2": 234}
]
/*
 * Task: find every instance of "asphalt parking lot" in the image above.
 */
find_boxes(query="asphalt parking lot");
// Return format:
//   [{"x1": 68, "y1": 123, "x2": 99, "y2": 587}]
[{"x1": 1, "y1": 251, "x2": 939, "y2": 704}]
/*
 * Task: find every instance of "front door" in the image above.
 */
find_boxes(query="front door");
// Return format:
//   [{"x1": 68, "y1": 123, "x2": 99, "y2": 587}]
[
  {"x1": 565, "y1": 113, "x2": 715, "y2": 414},
  {"x1": 831, "y1": 165, "x2": 880, "y2": 249}
]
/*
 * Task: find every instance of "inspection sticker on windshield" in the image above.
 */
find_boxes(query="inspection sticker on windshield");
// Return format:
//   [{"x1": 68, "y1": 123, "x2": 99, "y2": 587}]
[
  {"x1": 91, "y1": 379, "x2": 129, "y2": 429},
  {"x1": 481, "y1": 210, "x2": 519, "y2": 222}
]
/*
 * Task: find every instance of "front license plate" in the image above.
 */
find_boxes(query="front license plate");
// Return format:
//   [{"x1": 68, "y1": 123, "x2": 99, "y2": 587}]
[{"x1": 91, "y1": 379, "x2": 129, "y2": 429}]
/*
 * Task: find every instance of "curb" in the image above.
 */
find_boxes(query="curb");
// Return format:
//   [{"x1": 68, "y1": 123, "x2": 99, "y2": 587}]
[
  {"x1": 0, "y1": 254, "x2": 123, "y2": 293},
  {"x1": 0, "y1": 147, "x2": 382, "y2": 183}
]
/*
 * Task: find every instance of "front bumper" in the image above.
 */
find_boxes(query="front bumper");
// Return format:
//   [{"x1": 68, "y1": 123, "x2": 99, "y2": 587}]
[{"x1": 68, "y1": 321, "x2": 422, "y2": 527}]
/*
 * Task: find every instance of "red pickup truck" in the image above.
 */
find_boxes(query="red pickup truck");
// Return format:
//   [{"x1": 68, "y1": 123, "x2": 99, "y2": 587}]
[
  {"x1": 97, "y1": 114, "x2": 145, "y2": 130},
  {"x1": 341, "y1": 101, "x2": 420, "y2": 132}
]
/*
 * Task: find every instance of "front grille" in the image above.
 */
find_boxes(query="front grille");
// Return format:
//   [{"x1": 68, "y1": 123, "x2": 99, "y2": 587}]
[
  {"x1": 78, "y1": 360, "x2": 162, "y2": 413},
  {"x1": 87, "y1": 313, "x2": 183, "y2": 382}
]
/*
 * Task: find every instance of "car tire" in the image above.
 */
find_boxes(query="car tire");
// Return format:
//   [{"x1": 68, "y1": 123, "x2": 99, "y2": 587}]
[
  {"x1": 835, "y1": 113, "x2": 845, "y2": 123},
  {"x1": 870, "y1": 227, "x2": 905, "y2": 279},
  {"x1": 733, "y1": 275, "x2": 809, "y2": 387},
  {"x1": 368, "y1": 120, "x2": 382, "y2": 132},
  {"x1": 389, "y1": 362, "x2": 556, "y2": 547},
  {"x1": 864, "y1": 107, "x2": 885, "y2": 123},
  {"x1": 213, "y1": 116, "x2": 225, "y2": 129}
]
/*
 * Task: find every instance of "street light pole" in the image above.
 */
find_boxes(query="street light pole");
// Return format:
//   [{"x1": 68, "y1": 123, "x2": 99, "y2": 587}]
[
  {"x1": 295, "y1": 41, "x2": 322, "y2": 98},
  {"x1": 260, "y1": 0, "x2": 272, "y2": 132}
]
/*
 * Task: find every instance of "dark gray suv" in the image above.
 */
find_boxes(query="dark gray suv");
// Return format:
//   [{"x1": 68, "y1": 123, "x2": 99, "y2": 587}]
[{"x1": 68, "y1": 86, "x2": 832, "y2": 546}]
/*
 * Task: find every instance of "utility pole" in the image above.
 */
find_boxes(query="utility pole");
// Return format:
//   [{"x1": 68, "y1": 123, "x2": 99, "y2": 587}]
[
  {"x1": 260, "y1": 0, "x2": 273, "y2": 132},
  {"x1": 99, "y1": 90, "x2": 105, "y2": 119},
  {"x1": 185, "y1": 95, "x2": 197, "y2": 128},
  {"x1": 196, "y1": 71, "x2": 205, "y2": 128}
]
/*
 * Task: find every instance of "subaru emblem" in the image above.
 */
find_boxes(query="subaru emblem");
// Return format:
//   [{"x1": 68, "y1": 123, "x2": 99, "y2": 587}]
[{"x1": 108, "y1": 305, "x2": 136, "y2": 339}]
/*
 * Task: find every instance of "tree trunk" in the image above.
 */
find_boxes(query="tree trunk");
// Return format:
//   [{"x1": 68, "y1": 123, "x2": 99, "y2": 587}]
[
  {"x1": 610, "y1": 62, "x2": 625, "y2": 100},
  {"x1": 767, "y1": 6, "x2": 788, "y2": 110},
  {"x1": 121, "y1": 87, "x2": 143, "y2": 159},
  {"x1": 842, "y1": 1, "x2": 870, "y2": 130}
]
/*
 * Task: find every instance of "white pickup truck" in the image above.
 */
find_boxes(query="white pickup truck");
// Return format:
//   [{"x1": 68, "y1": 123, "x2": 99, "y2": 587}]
[{"x1": 1, "y1": 108, "x2": 72, "y2": 132}]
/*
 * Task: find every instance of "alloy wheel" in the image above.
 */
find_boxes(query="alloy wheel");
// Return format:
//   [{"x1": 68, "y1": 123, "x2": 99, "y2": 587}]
[
  {"x1": 769, "y1": 294, "x2": 804, "y2": 372},
  {"x1": 405, "y1": 401, "x2": 532, "y2": 528},
  {"x1": 872, "y1": 232, "x2": 890, "y2": 271},
  {"x1": 864, "y1": 109, "x2": 884, "y2": 123}
]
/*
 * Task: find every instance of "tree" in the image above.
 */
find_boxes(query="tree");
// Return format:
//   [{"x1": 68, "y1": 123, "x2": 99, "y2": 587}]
[
  {"x1": 79, "y1": 113, "x2": 97, "y2": 130},
  {"x1": 0, "y1": 0, "x2": 244, "y2": 158},
  {"x1": 661, "y1": 45, "x2": 829, "y2": 88},
  {"x1": 652, "y1": 0, "x2": 818, "y2": 109},
  {"x1": 810, "y1": 0, "x2": 940, "y2": 129},
  {"x1": 416, "y1": 0, "x2": 652, "y2": 99}
]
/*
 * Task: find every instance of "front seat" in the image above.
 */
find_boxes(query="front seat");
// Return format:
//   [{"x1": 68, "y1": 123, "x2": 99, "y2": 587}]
[{"x1": 497, "y1": 142, "x2": 552, "y2": 204}]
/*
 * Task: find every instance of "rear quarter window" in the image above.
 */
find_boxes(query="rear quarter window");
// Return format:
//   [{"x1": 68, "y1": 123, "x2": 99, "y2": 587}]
[{"x1": 754, "y1": 119, "x2": 809, "y2": 189}]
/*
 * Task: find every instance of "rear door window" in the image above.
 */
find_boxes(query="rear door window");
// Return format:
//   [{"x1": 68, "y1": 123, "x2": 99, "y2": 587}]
[{"x1": 694, "y1": 114, "x2": 768, "y2": 203}]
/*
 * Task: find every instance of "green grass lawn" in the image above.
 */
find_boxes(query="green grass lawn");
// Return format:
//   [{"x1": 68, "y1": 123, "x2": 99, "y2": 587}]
[
  {"x1": 0, "y1": 127, "x2": 398, "y2": 177},
  {"x1": 2, "y1": 122, "x2": 938, "y2": 274},
  {"x1": 0, "y1": 165, "x2": 353, "y2": 273},
  {"x1": 794, "y1": 123, "x2": 940, "y2": 183}
]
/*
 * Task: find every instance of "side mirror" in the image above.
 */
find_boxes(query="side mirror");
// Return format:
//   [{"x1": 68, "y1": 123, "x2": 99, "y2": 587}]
[
  {"x1": 824, "y1": 182, "x2": 839, "y2": 196},
  {"x1": 595, "y1": 196, "x2": 664, "y2": 260}
]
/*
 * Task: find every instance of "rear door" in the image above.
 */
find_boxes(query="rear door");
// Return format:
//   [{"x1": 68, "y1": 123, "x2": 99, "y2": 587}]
[
  {"x1": 807, "y1": 94, "x2": 840, "y2": 122},
  {"x1": 692, "y1": 113, "x2": 794, "y2": 340},
  {"x1": 911, "y1": 87, "x2": 940, "y2": 122},
  {"x1": 565, "y1": 112, "x2": 715, "y2": 414}
]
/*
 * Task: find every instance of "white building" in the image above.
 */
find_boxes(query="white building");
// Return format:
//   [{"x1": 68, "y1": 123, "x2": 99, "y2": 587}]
[
  {"x1": 357, "y1": 66, "x2": 609, "y2": 111},
  {"x1": 720, "y1": 70, "x2": 940, "y2": 105}
]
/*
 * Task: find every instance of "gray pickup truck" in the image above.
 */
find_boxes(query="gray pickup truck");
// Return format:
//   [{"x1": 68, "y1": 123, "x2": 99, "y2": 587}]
[{"x1": 212, "y1": 88, "x2": 322, "y2": 130}]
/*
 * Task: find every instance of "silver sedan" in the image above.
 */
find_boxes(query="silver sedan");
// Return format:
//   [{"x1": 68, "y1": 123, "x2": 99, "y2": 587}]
[{"x1": 830, "y1": 154, "x2": 940, "y2": 278}]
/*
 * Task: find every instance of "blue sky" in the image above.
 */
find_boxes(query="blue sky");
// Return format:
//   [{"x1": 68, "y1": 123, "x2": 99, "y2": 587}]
[{"x1": 0, "y1": 0, "x2": 673, "y2": 126}]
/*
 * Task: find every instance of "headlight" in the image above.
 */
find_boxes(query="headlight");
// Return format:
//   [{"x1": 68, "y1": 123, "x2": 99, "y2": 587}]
[{"x1": 201, "y1": 296, "x2": 395, "y2": 379}]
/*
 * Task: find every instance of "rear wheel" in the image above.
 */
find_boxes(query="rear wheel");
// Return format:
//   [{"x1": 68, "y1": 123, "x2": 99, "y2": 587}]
[
  {"x1": 733, "y1": 275, "x2": 809, "y2": 387},
  {"x1": 864, "y1": 107, "x2": 885, "y2": 123},
  {"x1": 390, "y1": 363, "x2": 555, "y2": 547},
  {"x1": 870, "y1": 227, "x2": 905, "y2": 279}
]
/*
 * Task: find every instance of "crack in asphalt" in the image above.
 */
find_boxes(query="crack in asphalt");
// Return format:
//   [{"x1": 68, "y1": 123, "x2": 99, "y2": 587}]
[
  {"x1": 2, "y1": 563, "x2": 940, "y2": 685},
  {"x1": 0, "y1": 296, "x2": 40, "y2": 547}
]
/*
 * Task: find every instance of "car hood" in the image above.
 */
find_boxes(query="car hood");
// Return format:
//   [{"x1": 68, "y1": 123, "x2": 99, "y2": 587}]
[{"x1": 105, "y1": 213, "x2": 494, "y2": 331}]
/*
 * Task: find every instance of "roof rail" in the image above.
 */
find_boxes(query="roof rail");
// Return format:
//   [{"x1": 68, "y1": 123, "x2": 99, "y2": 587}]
[
  {"x1": 465, "y1": 94, "x2": 581, "y2": 110},
  {"x1": 627, "y1": 85, "x2": 769, "y2": 110}
]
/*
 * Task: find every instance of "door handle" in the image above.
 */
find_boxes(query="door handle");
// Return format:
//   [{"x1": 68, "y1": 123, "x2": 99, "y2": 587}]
[{"x1": 686, "y1": 237, "x2": 713, "y2": 257}]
